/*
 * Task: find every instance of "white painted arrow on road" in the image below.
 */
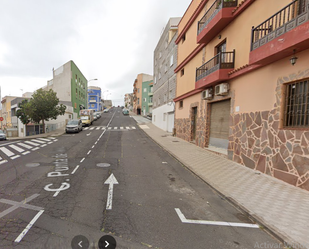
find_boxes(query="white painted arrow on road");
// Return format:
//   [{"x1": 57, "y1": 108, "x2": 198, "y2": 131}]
[{"x1": 104, "y1": 173, "x2": 118, "y2": 210}]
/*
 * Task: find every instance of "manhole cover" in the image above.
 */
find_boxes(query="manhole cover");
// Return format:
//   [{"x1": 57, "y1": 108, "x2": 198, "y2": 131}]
[
  {"x1": 97, "y1": 163, "x2": 111, "y2": 168},
  {"x1": 25, "y1": 163, "x2": 40, "y2": 167}
]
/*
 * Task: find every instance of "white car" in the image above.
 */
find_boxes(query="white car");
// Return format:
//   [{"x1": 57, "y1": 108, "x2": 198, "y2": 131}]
[
  {"x1": 0, "y1": 130, "x2": 7, "y2": 140},
  {"x1": 65, "y1": 119, "x2": 83, "y2": 133}
]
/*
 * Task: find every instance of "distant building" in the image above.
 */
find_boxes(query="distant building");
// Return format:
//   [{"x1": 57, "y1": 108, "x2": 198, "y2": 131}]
[
  {"x1": 88, "y1": 86, "x2": 102, "y2": 111},
  {"x1": 124, "y1": 93, "x2": 133, "y2": 110},
  {"x1": 0, "y1": 96, "x2": 19, "y2": 130},
  {"x1": 45, "y1": 60, "x2": 88, "y2": 117},
  {"x1": 103, "y1": 99, "x2": 112, "y2": 107},
  {"x1": 141, "y1": 80, "x2": 153, "y2": 116},
  {"x1": 133, "y1": 73, "x2": 153, "y2": 115},
  {"x1": 152, "y1": 17, "x2": 180, "y2": 132}
]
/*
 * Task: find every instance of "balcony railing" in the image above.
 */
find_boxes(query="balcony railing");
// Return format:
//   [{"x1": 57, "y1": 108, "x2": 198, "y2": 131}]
[
  {"x1": 196, "y1": 50, "x2": 235, "y2": 81},
  {"x1": 198, "y1": 0, "x2": 237, "y2": 35},
  {"x1": 251, "y1": 0, "x2": 308, "y2": 51}
]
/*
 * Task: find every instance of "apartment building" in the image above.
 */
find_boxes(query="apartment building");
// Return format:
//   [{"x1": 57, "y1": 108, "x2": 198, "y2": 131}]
[
  {"x1": 141, "y1": 80, "x2": 153, "y2": 116},
  {"x1": 153, "y1": 17, "x2": 181, "y2": 132},
  {"x1": 88, "y1": 86, "x2": 102, "y2": 111},
  {"x1": 174, "y1": 0, "x2": 309, "y2": 190},
  {"x1": 45, "y1": 60, "x2": 88, "y2": 117},
  {"x1": 133, "y1": 73, "x2": 153, "y2": 115},
  {"x1": 124, "y1": 93, "x2": 133, "y2": 110}
]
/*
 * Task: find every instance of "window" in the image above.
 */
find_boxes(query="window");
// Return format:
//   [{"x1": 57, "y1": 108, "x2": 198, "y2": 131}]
[
  {"x1": 170, "y1": 55, "x2": 174, "y2": 67},
  {"x1": 181, "y1": 69, "x2": 184, "y2": 76},
  {"x1": 182, "y1": 33, "x2": 186, "y2": 43},
  {"x1": 138, "y1": 89, "x2": 140, "y2": 93},
  {"x1": 137, "y1": 98, "x2": 140, "y2": 105},
  {"x1": 284, "y1": 79, "x2": 309, "y2": 127},
  {"x1": 154, "y1": 77, "x2": 157, "y2": 84},
  {"x1": 159, "y1": 52, "x2": 162, "y2": 58},
  {"x1": 144, "y1": 88, "x2": 147, "y2": 92},
  {"x1": 179, "y1": 100, "x2": 183, "y2": 108}
]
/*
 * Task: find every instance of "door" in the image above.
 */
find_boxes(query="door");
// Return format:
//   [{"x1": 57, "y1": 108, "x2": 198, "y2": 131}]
[
  {"x1": 216, "y1": 41, "x2": 226, "y2": 64},
  {"x1": 191, "y1": 107, "x2": 198, "y2": 141},
  {"x1": 167, "y1": 112, "x2": 174, "y2": 133},
  {"x1": 209, "y1": 99, "x2": 230, "y2": 149}
]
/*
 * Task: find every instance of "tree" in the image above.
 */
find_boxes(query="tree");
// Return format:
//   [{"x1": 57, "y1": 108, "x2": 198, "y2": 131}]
[
  {"x1": 16, "y1": 99, "x2": 32, "y2": 130},
  {"x1": 29, "y1": 89, "x2": 66, "y2": 133}
]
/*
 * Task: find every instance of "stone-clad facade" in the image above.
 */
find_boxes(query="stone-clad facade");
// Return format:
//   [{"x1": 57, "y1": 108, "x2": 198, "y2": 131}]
[{"x1": 229, "y1": 68, "x2": 309, "y2": 191}]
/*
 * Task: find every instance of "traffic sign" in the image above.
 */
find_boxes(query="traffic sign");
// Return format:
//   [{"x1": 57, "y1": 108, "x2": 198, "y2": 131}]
[{"x1": 0, "y1": 117, "x2": 3, "y2": 121}]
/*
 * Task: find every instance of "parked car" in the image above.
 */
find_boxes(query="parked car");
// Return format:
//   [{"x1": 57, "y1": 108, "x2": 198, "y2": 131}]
[
  {"x1": 122, "y1": 109, "x2": 129, "y2": 115},
  {"x1": 94, "y1": 112, "x2": 101, "y2": 119},
  {"x1": 103, "y1": 109, "x2": 109, "y2": 113},
  {"x1": 65, "y1": 119, "x2": 83, "y2": 133},
  {"x1": 0, "y1": 130, "x2": 7, "y2": 140}
]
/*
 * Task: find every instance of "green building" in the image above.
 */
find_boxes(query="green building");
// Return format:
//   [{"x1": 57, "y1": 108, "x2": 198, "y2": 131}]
[
  {"x1": 46, "y1": 60, "x2": 88, "y2": 117},
  {"x1": 141, "y1": 80, "x2": 153, "y2": 116}
]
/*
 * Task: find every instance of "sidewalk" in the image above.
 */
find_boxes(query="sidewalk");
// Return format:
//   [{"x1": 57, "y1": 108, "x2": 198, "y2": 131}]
[
  {"x1": 7, "y1": 127, "x2": 65, "y2": 141},
  {"x1": 130, "y1": 113, "x2": 309, "y2": 249}
]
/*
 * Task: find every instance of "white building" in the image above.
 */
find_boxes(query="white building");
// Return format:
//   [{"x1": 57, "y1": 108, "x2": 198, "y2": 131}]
[{"x1": 152, "y1": 17, "x2": 180, "y2": 133}]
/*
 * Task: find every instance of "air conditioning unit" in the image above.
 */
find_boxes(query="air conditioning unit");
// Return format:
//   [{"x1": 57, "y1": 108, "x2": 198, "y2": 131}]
[
  {"x1": 215, "y1": 83, "x2": 229, "y2": 96},
  {"x1": 202, "y1": 88, "x2": 213, "y2": 100}
]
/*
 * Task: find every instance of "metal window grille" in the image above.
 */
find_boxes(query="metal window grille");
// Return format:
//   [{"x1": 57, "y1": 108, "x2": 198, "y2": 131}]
[{"x1": 284, "y1": 79, "x2": 309, "y2": 127}]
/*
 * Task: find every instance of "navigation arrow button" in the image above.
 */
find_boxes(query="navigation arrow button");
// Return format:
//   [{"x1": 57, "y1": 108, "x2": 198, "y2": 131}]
[{"x1": 98, "y1": 235, "x2": 116, "y2": 249}]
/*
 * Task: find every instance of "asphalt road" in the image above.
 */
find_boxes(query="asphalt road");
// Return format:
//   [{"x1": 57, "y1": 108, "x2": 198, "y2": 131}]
[{"x1": 0, "y1": 107, "x2": 282, "y2": 249}]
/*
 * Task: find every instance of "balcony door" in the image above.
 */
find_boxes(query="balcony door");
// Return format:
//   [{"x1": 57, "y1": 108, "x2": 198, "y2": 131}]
[{"x1": 215, "y1": 41, "x2": 226, "y2": 64}]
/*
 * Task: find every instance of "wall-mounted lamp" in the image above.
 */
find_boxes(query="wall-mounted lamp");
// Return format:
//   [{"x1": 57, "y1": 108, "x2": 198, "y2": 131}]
[{"x1": 290, "y1": 49, "x2": 298, "y2": 66}]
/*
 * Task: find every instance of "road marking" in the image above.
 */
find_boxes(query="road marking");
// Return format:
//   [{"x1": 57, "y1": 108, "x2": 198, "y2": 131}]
[
  {"x1": 25, "y1": 141, "x2": 40, "y2": 146},
  {"x1": 84, "y1": 127, "x2": 89, "y2": 130},
  {"x1": 175, "y1": 208, "x2": 259, "y2": 228},
  {"x1": 17, "y1": 143, "x2": 33, "y2": 149},
  {"x1": 0, "y1": 160, "x2": 8, "y2": 165},
  {"x1": 0, "y1": 147, "x2": 15, "y2": 157},
  {"x1": 0, "y1": 194, "x2": 43, "y2": 219},
  {"x1": 120, "y1": 127, "x2": 123, "y2": 130},
  {"x1": 108, "y1": 127, "x2": 112, "y2": 130},
  {"x1": 114, "y1": 127, "x2": 117, "y2": 129},
  {"x1": 92, "y1": 145, "x2": 95, "y2": 148},
  {"x1": 31, "y1": 139, "x2": 46, "y2": 144},
  {"x1": 126, "y1": 127, "x2": 130, "y2": 129},
  {"x1": 9, "y1": 145, "x2": 25, "y2": 153},
  {"x1": 37, "y1": 138, "x2": 52, "y2": 142},
  {"x1": 90, "y1": 127, "x2": 95, "y2": 130},
  {"x1": 71, "y1": 165, "x2": 80, "y2": 174},
  {"x1": 32, "y1": 147, "x2": 40, "y2": 151},
  {"x1": 87, "y1": 150, "x2": 91, "y2": 155},
  {"x1": 132, "y1": 127, "x2": 136, "y2": 129},
  {"x1": 86, "y1": 132, "x2": 91, "y2": 136},
  {"x1": 44, "y1": 182, "x2": 70, "y2": 197},
  {"x1": 80, "y1": 158, "x2": 85, "y2": 163},
  {"x1": 22, "y1": 151, "x2": 31, "y2": 155},
  {"x1": 96, "y1": 127, "x2": 100, "y2": 130},
  {"x1": 48, "y1": 137, "x2": 56, "y2": 140},
  {"x1": 15, "y1": 210, "x2": 44, "y2": 243},
  {"x1": 104, "y1": 174, "x2": 119, "y2": 210},
  {"x1": 95, "y1": 141, "x2": 98, "y2": 144},
  {"x1": 11, "y1": 155, "x2": 21, "y2": 160},
  {"x1": 41, "y1": 144, "x2": 47, "y2": 147},
  {"x1": 47, "y1": 142, "x2": 53, "y2": 144}
]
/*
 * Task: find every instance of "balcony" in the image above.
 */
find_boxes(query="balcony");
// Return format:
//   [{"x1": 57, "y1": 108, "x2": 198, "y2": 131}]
[
  {"x1": 148, "y1": 102, "x2": 153, "y2": 107},
  {"x1": 195, "y1": 50, "x2": 235, "y2": 89},
  {"x1": 250, "y1": 0, "x2": 309, "y2": 65},
  {"x1": 148, "y1": 91, "x2": 153, "y2": 96},
  {"x1": 197, "y1": 0, "x2": 237, "y2": 44}
]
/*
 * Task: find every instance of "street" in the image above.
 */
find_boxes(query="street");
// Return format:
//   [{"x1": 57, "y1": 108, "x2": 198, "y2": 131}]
[{"x1": 0, "y1": 107, "x2": 282, "y2": 249}]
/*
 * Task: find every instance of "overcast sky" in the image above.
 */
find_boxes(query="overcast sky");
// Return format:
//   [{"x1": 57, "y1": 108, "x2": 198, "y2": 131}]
[{"x1": 0, "y1": 0, "x2": 190, "y2": 106}]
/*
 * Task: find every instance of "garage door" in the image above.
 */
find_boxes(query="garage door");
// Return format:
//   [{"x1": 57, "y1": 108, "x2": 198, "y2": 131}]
[{"x1": 209, "y1": 99, "x2": 230, "y2": 149}]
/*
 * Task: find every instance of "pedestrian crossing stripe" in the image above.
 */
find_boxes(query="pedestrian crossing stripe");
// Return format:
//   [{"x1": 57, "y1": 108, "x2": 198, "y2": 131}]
[
  {"x1": 0, "y1": 147, "x2": 15, "y2": 157},
  {"x1": 83, "y1": 126, "x2": 136, "y2": 130},
  {"x1": 17, "y1": 143, "x2": 33, "y2": 149}
]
